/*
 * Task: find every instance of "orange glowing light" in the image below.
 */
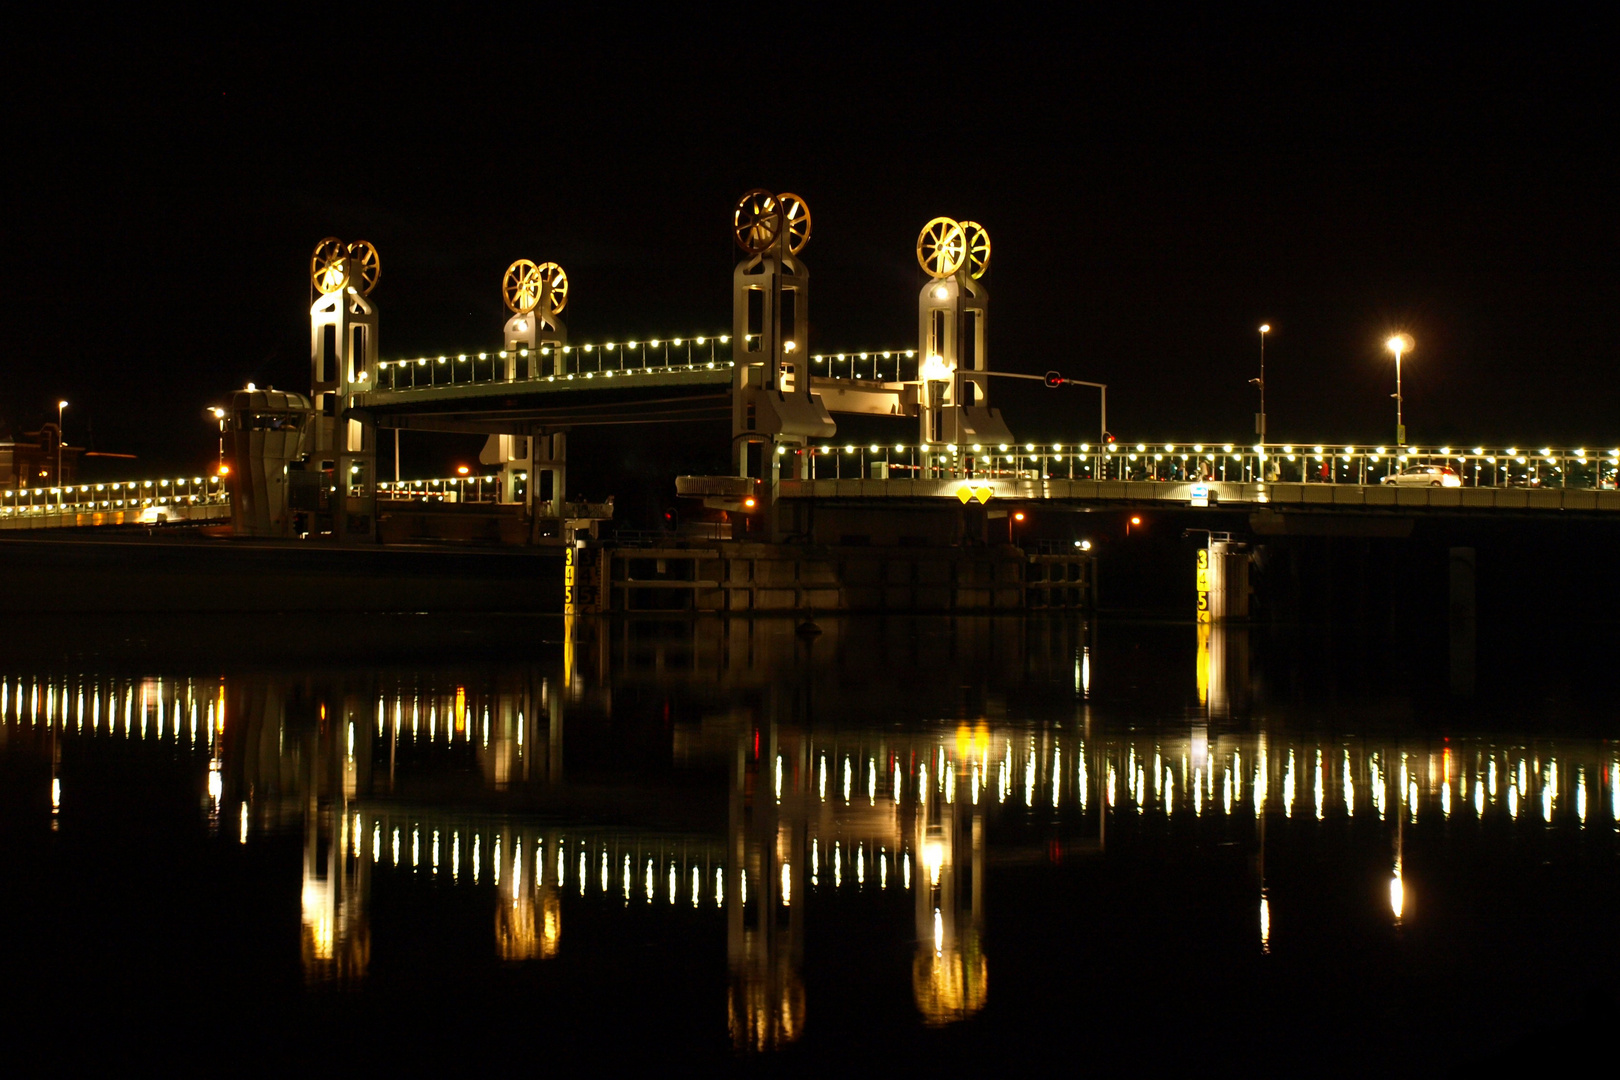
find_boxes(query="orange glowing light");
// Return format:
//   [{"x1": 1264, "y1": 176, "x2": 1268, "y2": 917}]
[
  {"x1": 456, "y1": 465, "x2": 470, "y2": 476},
  {"x1": 744, "y1": 497, "x2": 756, "y2": 508},
  {"x1": 1130, "y1": 516, "x2": 1141, "y2": 525},
  {"x1": 216, "y1": 464, "x2": 230, "y2": 476},
  {"x1": 1013, "y1": 511, "x2": 1026, "y2": 521}
]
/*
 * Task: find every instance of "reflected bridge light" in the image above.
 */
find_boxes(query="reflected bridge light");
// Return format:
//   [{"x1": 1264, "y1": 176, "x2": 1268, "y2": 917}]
[{"x1": 923, "y1": 839, "x2": 946, "y2": 887}]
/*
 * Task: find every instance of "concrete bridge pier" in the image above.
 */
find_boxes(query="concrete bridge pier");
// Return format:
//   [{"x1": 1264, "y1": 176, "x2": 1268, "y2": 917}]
[{"x1": 1200, "y1": 539, "x2": 1250, "y2": 622}]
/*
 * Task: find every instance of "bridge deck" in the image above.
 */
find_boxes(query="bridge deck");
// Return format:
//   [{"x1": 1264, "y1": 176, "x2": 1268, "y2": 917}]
[{"x1": 778, "y1": 477, "x2": 1620, "y2": 512}]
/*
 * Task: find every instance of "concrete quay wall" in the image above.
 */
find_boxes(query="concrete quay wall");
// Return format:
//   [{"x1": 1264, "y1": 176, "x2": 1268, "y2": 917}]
[
  {"x1": 590, "y1": 543, "x2": 1093, "y2": 614},
  {"x1": 0, "y1": 535, "x2": 563, "y2": 614}
]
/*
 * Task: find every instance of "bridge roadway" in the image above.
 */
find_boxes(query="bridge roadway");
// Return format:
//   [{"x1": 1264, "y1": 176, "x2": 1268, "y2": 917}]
[
  {"x1": 777, "y1": 476, "x2": 1620, "y2": 515},
  {"x1": 0, "y1": 474, "x2": 228, "y2": 530},
  {"x1": 358, "y1": 335, "x2": 738, "y2": 430}
]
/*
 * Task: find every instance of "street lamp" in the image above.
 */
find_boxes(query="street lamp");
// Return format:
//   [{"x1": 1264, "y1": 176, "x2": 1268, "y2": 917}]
[
  {"x1": 56, "y1": 400, "x2": 68, "y2": 496},
  {"x1": 207, "y1": 407, "x2": 227, "y2": 475},
  {"x1": 1385, "y1": 334, "x2": 1413, "y2": 446},
  {"x1": 1251, "y1": 325, "x2": 1270, "y2": 445}
]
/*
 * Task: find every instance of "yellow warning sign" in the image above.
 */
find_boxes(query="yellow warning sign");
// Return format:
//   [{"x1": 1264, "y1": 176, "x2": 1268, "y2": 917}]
[{"x1": 955, "y1": 486, "x2": 995, "y2": 504}]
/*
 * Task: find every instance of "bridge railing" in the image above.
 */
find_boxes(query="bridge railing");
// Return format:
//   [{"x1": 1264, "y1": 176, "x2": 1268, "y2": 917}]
[
  {"x1": 379, "y1": 476, "x2": 508, "y2": 504},
  {"x1": 784, "y1": 442, "x2": 1620, "y2": 489},
  {"x1": 1, "y1": 475, "x2": 228, "y2": 521},
  {"x1": 370, "y1": 334, "x2": 734, "y2": 394},
  {"x1": 377, "y1": 477, "x2": 610, "y2": 518},
  {"x1": 809, "y1": 349, "x2": 919, "y2": 383}
]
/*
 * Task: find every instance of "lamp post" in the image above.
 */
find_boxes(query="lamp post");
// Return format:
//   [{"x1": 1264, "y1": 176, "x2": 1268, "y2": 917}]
[
  {"x1": 1250, "y1": 324, "x2": 1270, "y2": 446},
  {"x1": 55, "y1": 400, "x2": 68, "y2": 498},
  {"x1": 207, "y1": 407, "x2": 226, "y2": 475},
  {"x1": 1385, "y1": 334, "x2": 1413, "y2": 446}
]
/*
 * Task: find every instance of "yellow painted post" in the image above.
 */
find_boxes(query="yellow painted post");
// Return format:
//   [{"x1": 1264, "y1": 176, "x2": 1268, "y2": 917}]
[
  {"x1": 564, "y1": 546, "x2": 576, "y2": 615},
  {"x1": 1196, "y1": 548, "x2": 1211, "y2": 624},
  {"x1": 1196, "y1": 623, "x2": 1211, "y2": 707}
]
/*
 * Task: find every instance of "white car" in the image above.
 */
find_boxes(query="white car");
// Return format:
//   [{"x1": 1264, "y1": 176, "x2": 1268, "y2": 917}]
[{"x1": 1381, "y1": 465, "x2": 1462, "y2": 488}]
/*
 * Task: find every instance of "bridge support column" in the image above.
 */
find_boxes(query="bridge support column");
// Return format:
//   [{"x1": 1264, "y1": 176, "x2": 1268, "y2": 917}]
[
  {"x1": 529, "y1": 432, "x2": 566, "y2": 537},
  {"x1": 1201, "y1": 540, "x2": 1250, "y2": 621},
  {"x1": 334, "y1": 414, "x2": 378, "y2": 543},
  {"x1": 481, "y1": 431, "x2": 532, "y2": 505}
]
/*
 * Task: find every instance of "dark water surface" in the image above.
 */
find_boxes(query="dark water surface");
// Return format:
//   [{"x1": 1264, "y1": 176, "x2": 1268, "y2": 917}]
[{"x1": 3, "y1": 615, "x2": 1617, "y2": 1072}]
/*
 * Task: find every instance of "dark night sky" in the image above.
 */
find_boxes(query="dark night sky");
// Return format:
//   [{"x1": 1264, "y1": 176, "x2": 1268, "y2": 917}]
[{"x1": 2, "y1": 22, "x2": 1614, "y2": 481}]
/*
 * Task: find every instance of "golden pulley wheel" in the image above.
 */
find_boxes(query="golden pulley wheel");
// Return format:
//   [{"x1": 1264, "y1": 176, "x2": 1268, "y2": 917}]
[
  {"x1": 311, "y1": 237, "x2": 348, "y2": 294},
  {"x1": 346, "y1": 240, "x2": 380, "y2": 296},
  {"x1": 503, "y1": 258, "x2": 544, "y2": 313},
  {"x1": 917, "y1": 216, "x2": 966, "y2": 278},
  {"x1": 535, "y1": 261, "x2": 568, "y2": 313},
  {"x1": 776, "y1": 192, "x2": 812, "y2": 254},
  {"x1": 733, "y1": 188, "x2": 781, "y2": 255},
  {"x1": 959, "y1": 221, "x2": 991, "y2": 279}
]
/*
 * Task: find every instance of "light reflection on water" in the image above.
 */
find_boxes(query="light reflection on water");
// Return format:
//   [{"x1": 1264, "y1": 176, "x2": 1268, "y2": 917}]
[{"x1": 3, "y1": 617, "x2": 1620, "y2": 1062}]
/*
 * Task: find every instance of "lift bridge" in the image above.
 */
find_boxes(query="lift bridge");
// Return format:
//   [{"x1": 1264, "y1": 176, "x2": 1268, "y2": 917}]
[
  {"x1": 212, "y1": 192, "x2": 1620, "y2": 561},
  {"x1": 10, "y1": 184, "x2": 1620, "y2": 623},
  {"x1": 222, "y1": 195, "x2": 1031, "y2": 545}
]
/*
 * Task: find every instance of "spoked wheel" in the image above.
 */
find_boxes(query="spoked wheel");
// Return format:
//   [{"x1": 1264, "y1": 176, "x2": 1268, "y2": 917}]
[
  {"x1": 917, "y1": 216, "x2": 966, "y2": 278},
  {"x1": 535, "y1": 262, "x2": 568, "y2": 313},
  {"x1": 959, "y1": 220, "x2": 991, "y2": 278},
  {"x1": 311, "y1": 237, "x2": 348, "y2": 293},
  {"x1": 734, "y1": 188, "x2": 780, "y2": 255},
  {"x1": 346, "y1": 240, "x2": 380, "y2": 295},
  {"x1": 776, "y1": 192, "x2": 812, "y2": 254},
  {"x1": 503, "y1": 258, "x2": 543, "y2": 313}
]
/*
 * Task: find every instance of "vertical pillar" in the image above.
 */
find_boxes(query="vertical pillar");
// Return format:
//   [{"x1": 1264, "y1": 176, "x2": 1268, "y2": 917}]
[
  {"x1": 310, "y1": 277, "x2": 378, "y2": 542},
  {"x1": 1204, "y1": 540, "x2": 1250, "y2": 621}
]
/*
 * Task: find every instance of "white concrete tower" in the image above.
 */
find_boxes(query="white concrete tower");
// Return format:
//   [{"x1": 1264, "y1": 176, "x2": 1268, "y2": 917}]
[
  {"x1": 309, "y1": 237, "x2": 381, "y2": 540},
  {"x1": 730, "y1": 189, "x2": 833, "y2": 494},
  {"x1": 915, "y1": 218, "x2": 1009, "y2": 449},
  {"x1": 489, "y1": 259, "x2": 571, "y2": 514}
]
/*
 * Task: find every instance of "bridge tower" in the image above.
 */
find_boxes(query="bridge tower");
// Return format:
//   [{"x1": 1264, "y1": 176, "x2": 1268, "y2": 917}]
[
  {"x1": 915, "y1": 218, "x2": 1011, "y2": 449},
  {"x1": 308, "y1": 238, "x2": 381, "y2": 541},
  {"x1": 501, "y1": 258, "x2": 569, "y2": 377},
  {"x1": 488, "y1": 259, "x2": 571, "y2": 516},
  {"x1": 730, "y1": 189, "x2": 834, "y2": 508}
]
